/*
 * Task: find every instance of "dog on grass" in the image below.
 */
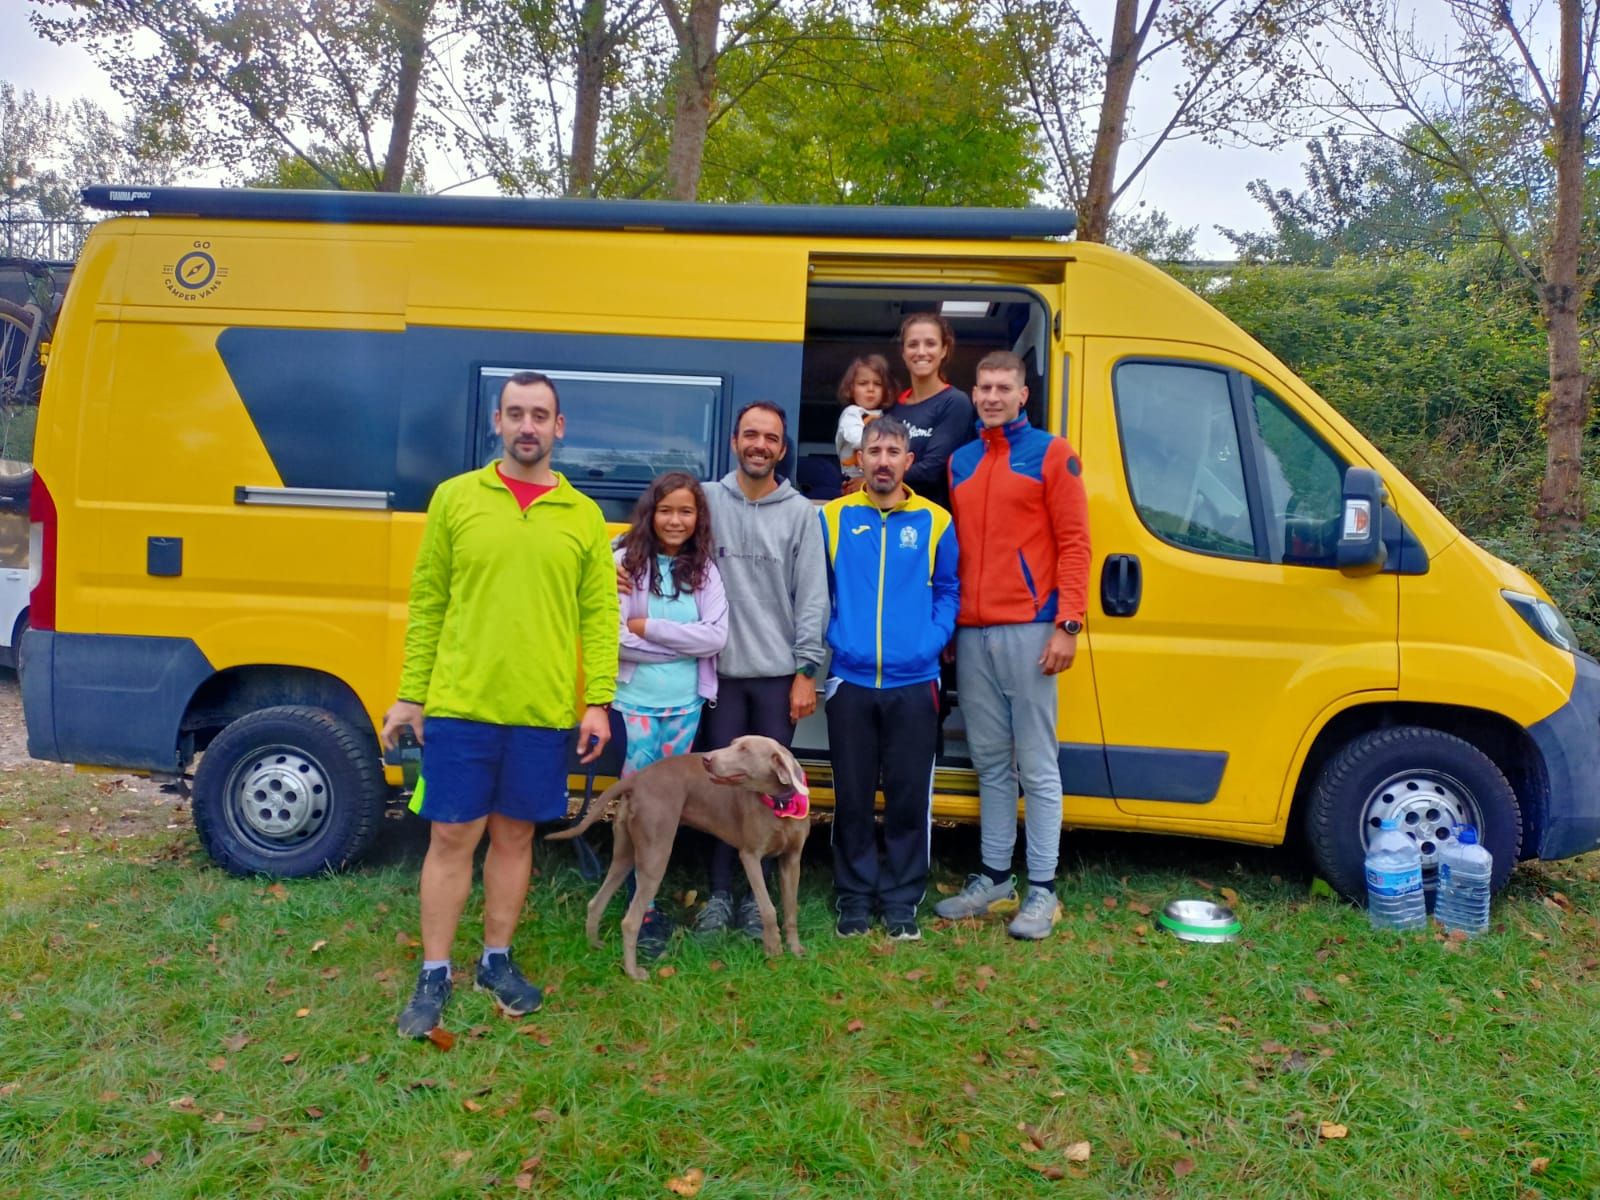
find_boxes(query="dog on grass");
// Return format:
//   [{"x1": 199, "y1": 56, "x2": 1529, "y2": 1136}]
[{"x1": 546, "y1": 736, "x2": 811, "y2": 981}]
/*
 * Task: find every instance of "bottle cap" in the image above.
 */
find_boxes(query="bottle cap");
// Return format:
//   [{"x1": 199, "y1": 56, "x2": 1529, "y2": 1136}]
[{"x1": 1457, "y1": 825, "x2": 1478, "y2": 845}]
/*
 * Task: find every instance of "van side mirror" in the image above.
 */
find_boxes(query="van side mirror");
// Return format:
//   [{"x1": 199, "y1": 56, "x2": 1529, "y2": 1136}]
[{"x1": 1337, "y1": 467, "x2": 1388, "y2": 574}]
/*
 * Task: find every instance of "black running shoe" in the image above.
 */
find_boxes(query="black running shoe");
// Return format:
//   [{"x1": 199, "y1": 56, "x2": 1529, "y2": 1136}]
[
  {"x1": 637, "y1": 905, "x2": 674, "y2": 960},
  {"x1": 885, "y1": 910, "x2": 922, "y2": 942},
  {"x1": 835, "y1": 907, "x2": 871, "y2": 938},
  {"x1": 736, "y1": 894, "x2": 766, "y2": 941},
  {"x1": 397, "y1": 965, "x2": 452, "y2": 1038},
  {"x1": 474, "y1": 953, "x2": 543, "y2": 1017}
]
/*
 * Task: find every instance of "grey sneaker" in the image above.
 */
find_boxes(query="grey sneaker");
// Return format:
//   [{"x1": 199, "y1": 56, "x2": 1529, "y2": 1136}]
[
  {"x1": 736, "y1": 893, "x2": 766, "y2": 941},
  {"x1": 694, "y1": 891, "x2": 735, "y2": 938},
  {"x1": 1007, "y1": 886, "x2": 1063, "y2": 940},
  {"x1": 933, "y1": 873, "x2": 1019, "y2": 920},
  {"x1": 397, "y1": 966, "x2": 452, "y2": 1038}
]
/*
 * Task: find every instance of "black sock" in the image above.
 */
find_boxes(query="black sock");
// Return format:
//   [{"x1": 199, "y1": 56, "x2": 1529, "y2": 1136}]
[
  {"x1": 1028, "y1": 878, "x2": 1056, "y2": 894},
  {"x1": 982, "y1": 864, "x2": 1011, "y2": 887}
]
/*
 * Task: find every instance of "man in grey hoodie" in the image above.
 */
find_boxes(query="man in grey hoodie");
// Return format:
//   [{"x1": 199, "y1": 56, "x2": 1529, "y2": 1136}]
[{"x1": 694, "y1": 400, "x2": 829, "y2": 938}]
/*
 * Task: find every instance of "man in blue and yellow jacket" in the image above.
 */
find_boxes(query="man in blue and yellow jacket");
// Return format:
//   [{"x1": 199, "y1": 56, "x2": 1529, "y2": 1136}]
[{"x1": 818, "y1": 415, "x2": 960, "y2": 941}]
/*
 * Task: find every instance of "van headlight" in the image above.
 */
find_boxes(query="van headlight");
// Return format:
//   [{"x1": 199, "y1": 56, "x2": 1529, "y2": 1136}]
[{"x1": 1502, "y1": 590, "x2": 1580, "y2": 654}]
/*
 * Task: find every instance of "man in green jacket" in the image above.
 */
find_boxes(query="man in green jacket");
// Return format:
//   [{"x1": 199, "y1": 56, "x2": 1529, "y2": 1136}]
[{"x1": 382, "y1": 371, "x2": 617, "y2": 1037}]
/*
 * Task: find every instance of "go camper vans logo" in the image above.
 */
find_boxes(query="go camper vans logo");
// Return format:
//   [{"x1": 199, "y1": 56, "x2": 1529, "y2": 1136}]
[{"x1": 162, "y1": 240, "x2": 230, "y2": 300}]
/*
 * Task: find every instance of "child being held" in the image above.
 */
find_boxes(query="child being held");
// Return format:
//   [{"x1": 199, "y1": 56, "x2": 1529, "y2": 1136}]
[{"x1": 834, "y1": 354, "x2": 896, "y2": 483}]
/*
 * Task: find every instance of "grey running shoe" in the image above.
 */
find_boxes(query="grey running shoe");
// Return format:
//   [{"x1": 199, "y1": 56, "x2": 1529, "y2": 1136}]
[
  {"x1": 933, "y1": 873, "x2": 1019, "y2": 920},
  {"x1": 736, "y1": 893, "x2": 766, "y2": 941},
  {"x1": 397, "y1": 966, "x2": 452, "y2": 1038},
  {"x1": 474, "y1": 953, "x2": 543, "y2": 1016},
  {"x1": 1007, "y1": 886, "x2": 1063, "y2": 940},
  {"x1": 694, "y1": 891, "x2": 735, "y2": 937}
]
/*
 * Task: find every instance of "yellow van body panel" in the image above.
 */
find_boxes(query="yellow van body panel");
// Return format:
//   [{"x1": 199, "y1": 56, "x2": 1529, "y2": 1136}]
[{"x1": 26, "y1": 196, "x2": 1600, "y2": 876}]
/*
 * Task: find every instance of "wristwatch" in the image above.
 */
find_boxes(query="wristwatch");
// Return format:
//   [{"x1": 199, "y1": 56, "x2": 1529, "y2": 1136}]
[
  {"x1": 796, "y1": 663, "x2": 818, "y2": 678},
  {"x1": 1059, "y1": 619, "x2": 1084, "y2": 636}
]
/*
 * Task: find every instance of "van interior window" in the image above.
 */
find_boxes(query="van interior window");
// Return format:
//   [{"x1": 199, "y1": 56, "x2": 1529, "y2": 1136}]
[{"x1": 795, "y1": 285, "x2": 1052, "y2": 502}]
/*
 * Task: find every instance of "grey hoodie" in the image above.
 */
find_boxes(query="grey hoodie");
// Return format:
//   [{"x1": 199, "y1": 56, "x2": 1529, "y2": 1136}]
[{"x1": 702, "y1": 471, "x2": 828, "y2": 680}]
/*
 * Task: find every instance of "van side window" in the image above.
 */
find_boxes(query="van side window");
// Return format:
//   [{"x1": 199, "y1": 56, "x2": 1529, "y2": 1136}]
[
  {"x1": 1249, "y1": 383, "x2": 1346, "y2": 568},
  {"x1": 479, "y1": 368, "x2": 721, "y2": 515},
  {"x1": 1114, "y1": 362, "x2": 1256, "y2": 558}
]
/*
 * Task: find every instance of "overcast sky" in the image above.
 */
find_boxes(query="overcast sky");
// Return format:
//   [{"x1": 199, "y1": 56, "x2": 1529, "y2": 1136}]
[{"x1": 0, "y1": 4, "x2": 1319, "y2": 258}]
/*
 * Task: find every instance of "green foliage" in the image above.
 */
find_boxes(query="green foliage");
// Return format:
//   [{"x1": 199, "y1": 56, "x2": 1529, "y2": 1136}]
[
  {"x1": 696, "y1": 3, "x2": 1043, "y2": 205},
  {"x1": 1184, "y1": 251, "x2": 1600, "y2": 652},
  {"x1": 4, "y1": 770, "x2": 1600, "y2": 1197}
]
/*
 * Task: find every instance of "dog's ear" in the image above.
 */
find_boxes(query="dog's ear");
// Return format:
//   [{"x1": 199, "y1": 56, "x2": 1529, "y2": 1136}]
[{"x1": 770, "y1": 750, "x2": 795, "y2": 789}]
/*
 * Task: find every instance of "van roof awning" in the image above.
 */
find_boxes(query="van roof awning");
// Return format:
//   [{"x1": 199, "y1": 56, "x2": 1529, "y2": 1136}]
[{"x1": 80, "y1": 185, "x2": 1076, "y2": 242}]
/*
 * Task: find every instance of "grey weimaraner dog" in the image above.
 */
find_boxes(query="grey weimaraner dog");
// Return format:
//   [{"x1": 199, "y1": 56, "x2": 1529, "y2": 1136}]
[{"x1": 547, "y1": 735, "x2": 811, "y2": 981}]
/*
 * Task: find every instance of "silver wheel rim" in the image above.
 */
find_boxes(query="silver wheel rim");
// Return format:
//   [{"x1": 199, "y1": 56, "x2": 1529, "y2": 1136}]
[
  {"x1": 1358, "y1": 768, "x2": 1481, "y2": 874},
  {"x1": 223, "y1": 743, "x2": 333, "y2": 850}
]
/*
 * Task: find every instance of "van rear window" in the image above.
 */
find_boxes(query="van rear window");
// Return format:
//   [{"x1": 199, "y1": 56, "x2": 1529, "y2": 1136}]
[{"x1": 478, "y1": 368, "x2": 721, "y2": 499}]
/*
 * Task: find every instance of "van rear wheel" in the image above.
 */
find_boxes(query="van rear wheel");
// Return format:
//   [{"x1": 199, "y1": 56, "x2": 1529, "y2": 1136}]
[
  {"x1": 193, "y1": 705, "x2": 385, "y2": 877},
  {"x1": 1304, "y1": 726, "x2": 1521, "y2": 904}
]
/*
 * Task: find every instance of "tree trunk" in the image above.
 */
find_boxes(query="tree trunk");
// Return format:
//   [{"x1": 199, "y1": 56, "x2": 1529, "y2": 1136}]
[
  {"x1": 663, "y1": 0, "x2": 721, "y2": 201},
  {"x1": 569, "y1": 0, "x2": 609, "y2": 197},
  {"x1": 1536, "y1": 0, "x2": 1590, "y2": 536},
  {"x1": 1079, "y1": 0, "x2": 1149, "y2": 242},
  {"x1": 381, "y1": 0, "x2": 433, "y2": 192}
]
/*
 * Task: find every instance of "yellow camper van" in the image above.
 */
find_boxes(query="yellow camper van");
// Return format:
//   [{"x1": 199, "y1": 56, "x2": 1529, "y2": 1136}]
[{"x1": 22, "y1": 185, "x2": 1599, "y2": 899}]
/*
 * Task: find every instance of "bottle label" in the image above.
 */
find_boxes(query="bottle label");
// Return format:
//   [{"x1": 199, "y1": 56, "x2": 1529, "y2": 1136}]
[{"x1": 1366, "y1": 866, "x2": 1422, "y2": 897}]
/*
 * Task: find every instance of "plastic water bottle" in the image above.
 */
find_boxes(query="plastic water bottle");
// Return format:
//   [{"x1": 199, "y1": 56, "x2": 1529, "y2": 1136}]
[
  {"x1": 1365, "y1": 818, "x2": 1426, "y2": 931},
  {"x1": 1434, "y1": 825, "x2": 1493, "y2": 936}
]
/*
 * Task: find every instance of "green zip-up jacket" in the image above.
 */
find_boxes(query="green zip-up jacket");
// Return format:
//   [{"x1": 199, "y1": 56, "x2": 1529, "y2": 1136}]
[{"x1": 398, "y1": 463, "x2": 619, "y2": 728}]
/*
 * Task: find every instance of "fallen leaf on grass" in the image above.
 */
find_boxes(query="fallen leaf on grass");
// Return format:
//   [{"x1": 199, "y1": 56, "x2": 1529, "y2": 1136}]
[
  {"x1": 1530, "y1": 1157, "x2": 1551, "y2": 1175},
  {"x1": 845, "y1": 1018, "x2": 866, "y2": 1034},
  {"x1": 934, "y1": 881, "x2": 958, "y2": 895},
  {"x1": 515, "y1": 1173, "x2": 536, "y2": 1191},
  {"x1": 1318, "y1": 1122, "x2": 1348, "y2": 1140},
  {"x1": 1102, "y1": 896, "x2": 1118, "y2": 909},
  {"x1": 1019, "y1": 1123, "x2": 1048, "y2": 1151},
  {"x1": 517, "y1": 1027, "x2": 554, "y2": 1046},
  {"x1": 462, "y1": 1099, "x2": 483, "y2": 1113},
  {"x1": 309, "y1": 939, "x2": 328, "y2": 954},
  {"x1": 265, "y1": 882, "x2": 288, "y2": 901},
  {"x1": 167, "y1": 1095, "x2": 201, "y2": 1113},
  {"x1": 1173, "y1": 1157, "x2": 1196, "y2": 1178},
  {"x1": 666, "y1": 1167, "x2": 706, "y2": 1196},
  {"x1": 295, "y1": 1007, "x2": 311, "y2": 1018},
  {"x1": 657, "y1": 966, "x2": 677, "y2": 979},
  {"x1": 1129, "y1": 901, "x2": 1152, "y2": 916},
  {"x1": 280, "y1": 1052, "x2": 300, "y2": 1065},
  {"x1": 223, "y1": 1033, "x2": 250, "y2": 1053},
  {"x1": 1030, "y1": 1164, "x2": 1065, "y2": 1180},
  {"x1": 241, "y1": 1115, "x2": 268, "y2": 1134},
  {"x1": 426, "y1": 1026, "x2": 456, "y2": 1051},
  {"x1": 904, "y1": 969, "x2": 927, "y2": 982},
  {"x1": 304, "y1": 1106, "x2": 325, "y2": 1119},
  {"x1": 1299, "y1": 987, "x2": 1328, "y2": 1006},
  {"x1": 1064, "y1": 1141, "x2": 1091, "y2": 1162},
  {"x1": 320, "y1": 967, "x2": 341, "y2": 980},
  {"x1": 532, "y1": 1107, "x2": 558, "y2": 1123},
  {"x1": 206, "y1": 1056, "x2": 228, "y2": 1072},
  {"x1": 1219, "y1": 886, "x2": 1240, "y2": 907},
  {"x1": 141, "y1": 1150, "x2": 163, "y2": 1169},
  {"x1": 445, "y1": 1150, "x2": 473, "y2": 1168}
]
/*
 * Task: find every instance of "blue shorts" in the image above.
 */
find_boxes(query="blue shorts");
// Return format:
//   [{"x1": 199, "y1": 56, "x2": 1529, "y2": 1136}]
[{"x1": 413, "y1": 717, "x2": 573, "y2": 824}]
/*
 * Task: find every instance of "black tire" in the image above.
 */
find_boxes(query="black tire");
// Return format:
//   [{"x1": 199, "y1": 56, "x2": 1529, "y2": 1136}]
[
  {"x1": 10, "y1": 609, "x2": 27, "y2": 680},
  {"x1": 192, "y1": 705, "x2": 386, "y2": 878},
  {"x1": 1304, "y1": 725, "x2": 1522, "y2": 904}
]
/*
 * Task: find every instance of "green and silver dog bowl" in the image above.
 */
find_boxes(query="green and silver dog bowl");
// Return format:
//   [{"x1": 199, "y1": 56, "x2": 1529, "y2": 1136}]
[{"x1": 1157, "y1": 899, "x2": 1241, "y2": 943}]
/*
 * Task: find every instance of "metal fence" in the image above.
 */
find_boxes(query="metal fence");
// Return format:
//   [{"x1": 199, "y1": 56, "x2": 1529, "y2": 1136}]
[{"x1": 1, "y1": 220, "x2": 95, "y2": 262}]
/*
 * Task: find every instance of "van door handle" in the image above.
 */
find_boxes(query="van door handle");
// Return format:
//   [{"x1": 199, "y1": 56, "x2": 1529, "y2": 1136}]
[{"x1": 1101, "y1": 554, "x2": 1142, "y2": 617}]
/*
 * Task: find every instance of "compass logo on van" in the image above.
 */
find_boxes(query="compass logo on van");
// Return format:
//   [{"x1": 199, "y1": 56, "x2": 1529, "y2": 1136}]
[{"x1": 162, "y1": 242, "x2": 230, "y2": 300}]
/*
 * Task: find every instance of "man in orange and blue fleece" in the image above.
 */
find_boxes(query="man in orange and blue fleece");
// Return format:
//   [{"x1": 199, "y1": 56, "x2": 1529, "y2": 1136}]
[{"x1": 935, "y1": 350, "x2": 1091, "y2": 941}]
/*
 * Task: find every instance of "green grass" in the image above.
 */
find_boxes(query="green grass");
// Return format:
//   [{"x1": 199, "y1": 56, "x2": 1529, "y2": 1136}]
[{"x1": 3, "y1": 768, "x2": 1598, "y2": 1199}]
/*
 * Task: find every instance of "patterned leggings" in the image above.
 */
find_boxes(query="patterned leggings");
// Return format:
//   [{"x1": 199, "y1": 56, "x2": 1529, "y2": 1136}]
[{"x1": 616, "y1": 703, "x2": 703, "y2": 778}]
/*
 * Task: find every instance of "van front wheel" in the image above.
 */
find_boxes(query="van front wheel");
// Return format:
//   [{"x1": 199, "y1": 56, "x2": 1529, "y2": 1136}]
[
  {"x1": 193, "y1": 706, "x2": 386, "y2": 877},
  {"x1": 1305, "y1": 725, "x2": 1522, "y2": 904}
]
